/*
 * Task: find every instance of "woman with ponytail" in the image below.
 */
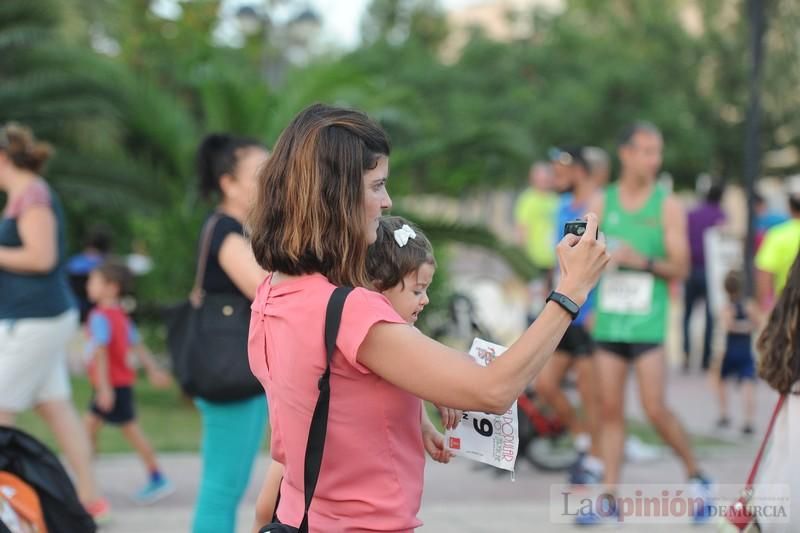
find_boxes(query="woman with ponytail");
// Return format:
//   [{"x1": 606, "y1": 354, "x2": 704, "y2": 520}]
[
  {"x1": 0, "y1": 122, "x2": 109, "y2": 520},
  {"x1": 192, "y1": 133, "x2": 270, "y2": 533}
]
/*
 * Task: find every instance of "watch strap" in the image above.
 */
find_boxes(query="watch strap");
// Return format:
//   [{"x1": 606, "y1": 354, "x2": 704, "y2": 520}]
[{"x1": 546, "y1": 291, "x2": 580, "y2": 320}]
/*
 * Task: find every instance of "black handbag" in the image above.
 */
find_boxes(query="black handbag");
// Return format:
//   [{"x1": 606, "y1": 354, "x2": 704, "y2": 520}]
[
  {"x1": 259, "y1": 287, "x2": 353, "y2": 533},
  {"x1": 164, "y1": 213, "x2": 263, "y2": 402}
]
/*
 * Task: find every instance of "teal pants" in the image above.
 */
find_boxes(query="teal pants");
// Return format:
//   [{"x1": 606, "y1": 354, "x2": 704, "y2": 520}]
[{"x1": 192, "y1": 395, "x2": 267, "y2": 533}]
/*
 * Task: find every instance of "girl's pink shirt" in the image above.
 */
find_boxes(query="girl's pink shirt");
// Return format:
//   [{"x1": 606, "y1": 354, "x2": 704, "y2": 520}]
[{"x1": 249, "y1": 273, "x2": 425, "y2": 533}]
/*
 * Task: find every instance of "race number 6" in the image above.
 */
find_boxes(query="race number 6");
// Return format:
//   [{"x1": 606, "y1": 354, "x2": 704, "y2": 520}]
[{"x1": 472, "y1": 417, "x2": 493, "y2": 437}]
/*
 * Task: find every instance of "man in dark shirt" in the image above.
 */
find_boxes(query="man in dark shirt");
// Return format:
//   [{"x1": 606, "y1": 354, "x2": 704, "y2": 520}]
[{"x1": 684, "y1": 182, "x2": 726, "y2": 372}]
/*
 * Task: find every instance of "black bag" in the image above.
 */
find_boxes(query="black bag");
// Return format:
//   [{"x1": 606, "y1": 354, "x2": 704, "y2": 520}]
[
  {"x1": 259, "y1": 287, "x2": 353, "y2": 533},
  {"x1": 164, "y1": 213, "x2": 263, "y2": 402},
  {"x1": 0, "y1": 427, "x2": 97, "y2": 533}
]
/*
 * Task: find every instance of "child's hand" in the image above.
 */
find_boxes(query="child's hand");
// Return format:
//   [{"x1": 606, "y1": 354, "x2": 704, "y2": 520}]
[
  {"x1": 437, "y1": 405, "x2": 463, "y2": 431},
  {"x1": 422, "y1": 424, "x2": 454, "y2": 464},
  {"x1": 148, "y1": 368, "x2": 172, "y2": 389},
  {"x1": 96, "y1": 387, "x2": 115, "y2": 413}
]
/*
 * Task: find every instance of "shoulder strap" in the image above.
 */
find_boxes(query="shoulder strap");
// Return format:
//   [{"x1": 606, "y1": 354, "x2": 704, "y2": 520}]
[
  {"x1": 296, "y1": 286, "x2": 353, "y2": 533},
  {"x1": 745, "y1": 394, "x2": 786, "y2": 488},
  {"x1": 190, "y1": 213, "x2": 222, "y2": 305}
]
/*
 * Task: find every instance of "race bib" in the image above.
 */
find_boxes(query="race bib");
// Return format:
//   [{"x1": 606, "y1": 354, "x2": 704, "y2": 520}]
[
  {"x1": 445, "y1": 338, "x2": 518, "y2": 472},
  {"x1": 599, "y1": 271, "x2": 655, "y2": 315}
]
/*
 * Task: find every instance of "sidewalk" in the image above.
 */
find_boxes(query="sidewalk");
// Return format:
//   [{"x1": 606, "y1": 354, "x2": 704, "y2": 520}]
[{"x1": 95, "y1": 368, "x2": 776, "y2": 532}]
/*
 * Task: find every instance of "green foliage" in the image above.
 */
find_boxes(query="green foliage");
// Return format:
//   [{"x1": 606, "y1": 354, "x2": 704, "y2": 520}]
[{"x1": 2, "y1": 0, "x2": 798, "y2": 310}]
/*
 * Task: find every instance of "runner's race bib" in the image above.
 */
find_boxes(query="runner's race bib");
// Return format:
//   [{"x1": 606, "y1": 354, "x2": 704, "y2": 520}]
[
  {"x1": 599, "y1": 271, "x2": 655, "y2": 315},
  {"x1": 445, "y1": 338, "x2": 518, "y2": 472}
]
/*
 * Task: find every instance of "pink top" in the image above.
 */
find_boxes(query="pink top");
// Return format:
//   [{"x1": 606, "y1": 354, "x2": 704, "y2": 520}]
[
  {"x1": 3, "y1": 178, "x2": 51, "y2": 219},
  {"x1": 249, "y1": 273, "x2": 425, "y2": 533}
]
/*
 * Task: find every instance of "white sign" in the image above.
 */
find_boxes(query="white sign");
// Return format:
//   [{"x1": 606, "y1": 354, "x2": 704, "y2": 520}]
[
  {"x1": 598, "y1": 271, "x2": 655, "y2": 315},
  {"x1": 704, "y1": 228, "x2": 743, "y2": 315},
  {"x1": 445, "y1": 338, "x2": 519, "y2": 472}
]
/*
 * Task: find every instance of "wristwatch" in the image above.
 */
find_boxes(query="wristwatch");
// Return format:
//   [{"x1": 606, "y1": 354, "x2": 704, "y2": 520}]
[{"x1": 546, "y1": 291, "x2": 580, "y2": 320}]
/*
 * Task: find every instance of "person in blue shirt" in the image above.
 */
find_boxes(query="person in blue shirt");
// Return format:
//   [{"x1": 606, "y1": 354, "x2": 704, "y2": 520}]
[
  {"x1": 534, "y1": 146, "x2": 603, "y2": 485},
  {"x1": 66, "y1": 224, "x2": 113, "y2": 323}
]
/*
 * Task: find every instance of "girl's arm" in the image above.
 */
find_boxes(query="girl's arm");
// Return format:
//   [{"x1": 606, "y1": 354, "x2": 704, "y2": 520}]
[
  {"x1": 252, "y1": 461, "x2": 284, "y2": 533},
  {"x1": 746, "y1": 299, "x2": 765, "y2": 330}
]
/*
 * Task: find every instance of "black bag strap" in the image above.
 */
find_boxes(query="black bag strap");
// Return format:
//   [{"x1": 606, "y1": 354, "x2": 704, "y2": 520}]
[
  {"x1": 296, "y1": 286, "x2": 353, "y2": 533},
  {"x1": 190, "y1": 212, "x2": 222, "y2": 306}
]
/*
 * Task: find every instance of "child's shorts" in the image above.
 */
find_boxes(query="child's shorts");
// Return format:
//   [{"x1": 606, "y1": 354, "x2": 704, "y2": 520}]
[
  {"x1": 720, "y1": 351, "x2": 756, "y2": 382},
  {"x1": 90, "y1": 386, "x2": 135, "y2": 425}
]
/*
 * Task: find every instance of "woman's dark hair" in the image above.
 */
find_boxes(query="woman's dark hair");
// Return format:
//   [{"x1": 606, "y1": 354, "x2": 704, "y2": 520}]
[
  {"x1": 0, "y1": 122, "x2": 53, "y2": 174},
  {"x1": 84, "y1": 224, "x2": 113, "y2": 254},
  {"x1": 367, "y1": 216, "x2": 435, "y2": 292},
  {"x1": 758, "y1": 253, "x2": 800, "y2": 394},
  {"x1": 249, "y1": 103, "x2": 391, "y2": 287},
  {"x1": 196, "y1": 133, "x2": 265, "y2": 199},
  {"x1": 706, "y1": 181, "x2": 725, "y2": 204}
]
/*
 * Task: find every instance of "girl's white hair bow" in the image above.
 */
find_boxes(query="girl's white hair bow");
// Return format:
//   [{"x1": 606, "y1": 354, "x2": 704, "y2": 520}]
[{"x1": 393, "y1": 224, "x2": 417, "y2": 247}]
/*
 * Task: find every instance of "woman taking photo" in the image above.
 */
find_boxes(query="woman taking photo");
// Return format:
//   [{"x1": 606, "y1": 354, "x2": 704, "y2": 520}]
[
  {"x1": 0, "y1": 122, "x2": 108, "y2": 520},
  {"x1": 192, "y1": 134, "x2": 270, "y2": 533},
  {"x1": 247, "y1": 103, "x2": 609, "y2": 532}
]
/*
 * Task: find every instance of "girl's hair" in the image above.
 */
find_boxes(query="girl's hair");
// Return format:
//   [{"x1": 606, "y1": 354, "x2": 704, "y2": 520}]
[
  {"x1": 367, "y1": 216, "x2": 435, "y2": 292},
  {"x1": 196, "y1": 133, "x2": 265, "y2": 199},
  {"x1": 248, "y1": 103, "x2": 391, "y2": 287},
  {"x1": 0, "y1": 122, "x2": 53, "y2": 174},
  {"x1": 757, "y1": 253, "x2": 800, "y2": 394},
  {"x1": 723, "y1": 270, "x2": 743, "y2": 299}
]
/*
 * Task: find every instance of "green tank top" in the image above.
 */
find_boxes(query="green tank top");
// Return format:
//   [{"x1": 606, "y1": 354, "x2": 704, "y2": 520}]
[{"x1": 593, "y1": 183, "x2": 669, "y2": 343}]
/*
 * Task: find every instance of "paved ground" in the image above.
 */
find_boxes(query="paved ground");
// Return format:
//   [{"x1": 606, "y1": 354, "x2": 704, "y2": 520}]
[{"x1": 93, "y1": 369, "x2": 780, "y2": 532}]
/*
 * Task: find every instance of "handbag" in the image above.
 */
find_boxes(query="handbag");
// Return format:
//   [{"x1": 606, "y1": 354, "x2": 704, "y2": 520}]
[
  {"x1": 718, "y1": 394, "x2": 787, "y2": 532},
  {"x1": 164, "y1": 213, "x2": 263, "y2": 402},
  {"x1": 259, "y1": 287, "x2": 353, "y2": 533}
]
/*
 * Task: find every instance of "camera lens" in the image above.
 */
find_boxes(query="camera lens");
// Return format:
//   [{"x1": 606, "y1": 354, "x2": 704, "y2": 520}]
[{"x1": 577, "y1": 227, "x2": 585, "y2": 235}]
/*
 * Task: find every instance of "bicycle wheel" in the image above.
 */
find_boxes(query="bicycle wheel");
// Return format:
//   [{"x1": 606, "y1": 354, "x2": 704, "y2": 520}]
[{"x1": 523, "y1": 432, "x2": 580, "y2": 472}]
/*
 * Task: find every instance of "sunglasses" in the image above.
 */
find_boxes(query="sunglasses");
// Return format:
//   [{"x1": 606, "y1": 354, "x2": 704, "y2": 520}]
[{"x1": 548, "y1": 147, "x2": 575, "y2": 166}]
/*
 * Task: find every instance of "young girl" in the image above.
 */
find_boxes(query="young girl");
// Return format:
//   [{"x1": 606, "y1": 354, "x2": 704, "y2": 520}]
[
  {"x1": 752, "y1": 253, "x2": 800, "y2": 533},
  {"x1": 252, "y1": 216, "x2": 457, "y2": 530},
  {"x1": 714, "y1": 270, "x2": 763, "y2": 434},
  {"x1": 368, "y1": 216, "x2": 463, "y2": 435}
]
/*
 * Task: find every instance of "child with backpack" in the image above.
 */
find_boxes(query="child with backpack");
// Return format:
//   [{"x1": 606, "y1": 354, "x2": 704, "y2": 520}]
[{"x1": 83, "y1": 260, "x2": 174, "y2": 504}]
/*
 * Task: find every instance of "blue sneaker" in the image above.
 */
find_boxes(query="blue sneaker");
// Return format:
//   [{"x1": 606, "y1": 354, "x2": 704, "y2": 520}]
[
  {"x1": 133, "y1": 477, "x2": 175, "y2": 505},
  {"x1": 689, "y1": 474, "x2": 714, "y2": 524},
  {"x1": 574, "y1": 507, "x2": 619, "y2": 526},
  {"x1": 574, "y1": 496, "x2": 618, "y2": 527},
  {"x1": 569, "y1": 456, "x2": 603, "y2": 486}
]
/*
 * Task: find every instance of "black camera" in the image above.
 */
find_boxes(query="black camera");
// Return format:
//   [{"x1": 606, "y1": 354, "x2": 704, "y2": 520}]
[{"x1": 564, "y1": 219, "x2": 598, "y2": 239}]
